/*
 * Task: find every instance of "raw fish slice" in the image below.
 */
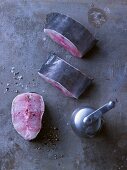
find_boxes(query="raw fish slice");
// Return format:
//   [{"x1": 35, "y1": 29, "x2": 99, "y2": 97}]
[
  {"x1": 44, "y1": 12, "x2": 97, "y2": 58},
  {"x1": 11, "y1": 93, "x2": 45, "y2": 140},
  {"x1": 38, "y1": 54, "x2": 92, "y2": 98}
]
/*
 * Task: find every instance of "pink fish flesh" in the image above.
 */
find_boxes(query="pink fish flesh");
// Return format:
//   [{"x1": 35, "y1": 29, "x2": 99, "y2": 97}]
[{"x1": 11, "y1": 93, "x2": 45, "y2": 140}]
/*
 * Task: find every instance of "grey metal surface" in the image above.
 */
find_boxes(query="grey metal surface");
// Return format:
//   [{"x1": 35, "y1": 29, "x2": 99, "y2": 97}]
[
  {"x1": 70, "y1": 101, "x2": 115, "y2": 137},
  {"x1": 0, "y1": 0, "x2": 127, "y2": 170}
]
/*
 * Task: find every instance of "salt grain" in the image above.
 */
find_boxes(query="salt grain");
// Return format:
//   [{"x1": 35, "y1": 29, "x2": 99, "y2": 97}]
[
  {"x1": 6, "y1": 87, "x2": 9, "y2": 91},
  {"x1": 17, "y1": 75, "x2": 23, "y2": 80},
  {"x1": 43, "y1": 37, "x2": 46, "y2": 41},
  {"x1": 25, "y1": 85, "x2": 28, "y2": 89},
  {"x1": 14, "y1": 72, "x2": 19, "y2": 76},
  {"x1": 11, "y1": 67, "x2": 15, "y2": 73},
  {"x1": 15, "y1": 90, "x2": 19, "y2": 93}
]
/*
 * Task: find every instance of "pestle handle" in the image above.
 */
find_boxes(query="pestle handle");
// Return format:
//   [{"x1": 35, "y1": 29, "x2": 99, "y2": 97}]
[{"x1": 83, "y1": 101, "x2": 115, "y2": 124}]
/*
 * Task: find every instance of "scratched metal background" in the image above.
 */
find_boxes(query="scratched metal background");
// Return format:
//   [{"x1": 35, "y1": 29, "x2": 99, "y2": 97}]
[{"x1": 0, "y1": 0, "x2": 127, "y2": 170}]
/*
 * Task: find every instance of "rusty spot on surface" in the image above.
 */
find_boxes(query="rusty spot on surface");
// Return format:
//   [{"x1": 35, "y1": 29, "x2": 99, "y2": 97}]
[{"x1": 88, "y1": 8, "x2": 107, "y2": 28}]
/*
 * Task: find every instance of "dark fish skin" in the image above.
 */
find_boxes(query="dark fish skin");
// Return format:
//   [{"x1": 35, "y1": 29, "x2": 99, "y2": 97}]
[
  {"x1": 44, "y1": 12, "x2": 97, "y2": 57},
  {"x1": 38, "y1": 53, "x2": 92, "y2": 98}
]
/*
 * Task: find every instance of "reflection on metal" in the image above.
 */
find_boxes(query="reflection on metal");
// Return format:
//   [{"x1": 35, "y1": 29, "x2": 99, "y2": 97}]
[{"x1": 71, "y1": 101, "x2": 115, "y2": 138}]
